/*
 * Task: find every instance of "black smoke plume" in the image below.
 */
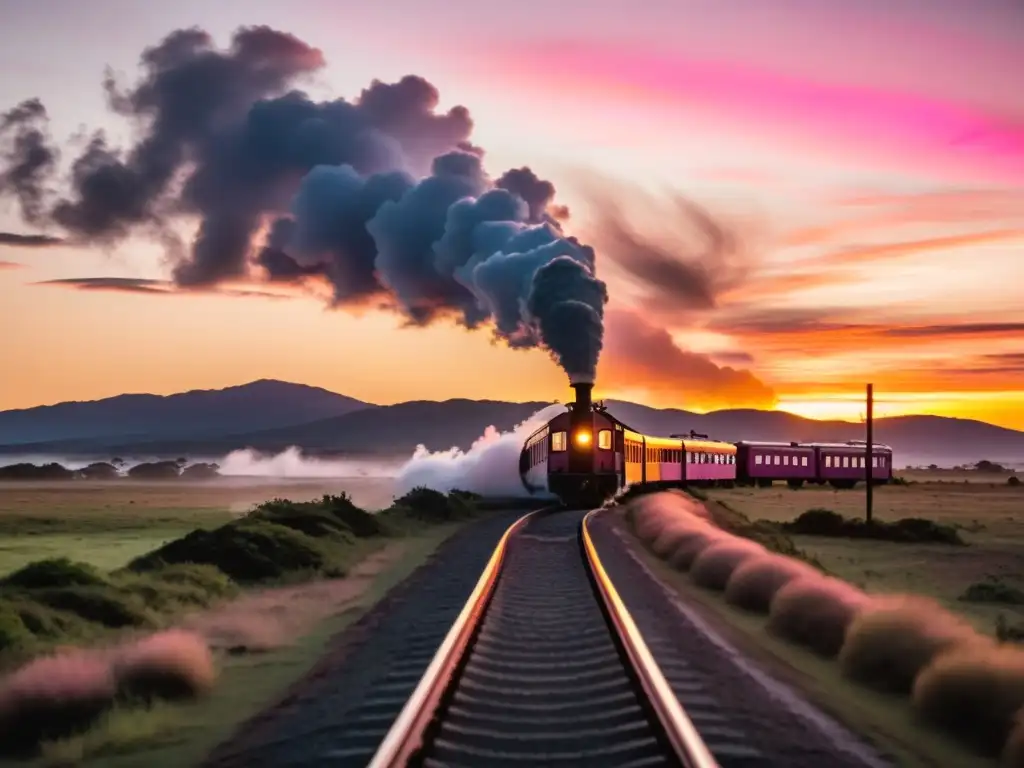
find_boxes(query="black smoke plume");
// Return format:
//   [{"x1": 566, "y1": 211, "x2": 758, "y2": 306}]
[
  {"x1": 0, "y1": 99, "x2": 58, "y2": 224},
  {"x1": 0, "y1": 25, "x2": 607, "y2": 382}
]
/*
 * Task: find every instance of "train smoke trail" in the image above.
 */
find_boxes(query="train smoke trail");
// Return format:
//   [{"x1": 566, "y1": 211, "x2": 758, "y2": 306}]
[
  {"x1": 395, "y1": 404, "x2": 564, "y2": 498},
  {"x1": 0, "y1": 26, "x2": 608, "y2": 382}
]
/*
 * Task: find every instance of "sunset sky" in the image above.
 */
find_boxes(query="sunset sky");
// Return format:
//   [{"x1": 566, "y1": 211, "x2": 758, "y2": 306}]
[{"x1": 1, "y1": 0, "x2": 1023, "y2": 428}]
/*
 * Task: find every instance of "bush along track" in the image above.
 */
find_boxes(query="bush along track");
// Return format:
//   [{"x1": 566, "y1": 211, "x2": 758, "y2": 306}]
[
  {"x1": 0, "y1": 487, "x2": 487, "y2": 760},
  {"x1": 615, "y1": 488, "x2": 1024, "y2": 767}
]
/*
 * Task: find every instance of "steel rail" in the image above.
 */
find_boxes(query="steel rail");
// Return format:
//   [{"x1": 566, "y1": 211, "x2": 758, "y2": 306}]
[
  {"x1": 366, "y1": 507, "x2": 547, "y2": 768},
  {"x1": 369, "y1": 506, "x2": 720, "y2": 767},
  {"x1": 582, "y1": 509, "x2": 720, "y2": 768}
]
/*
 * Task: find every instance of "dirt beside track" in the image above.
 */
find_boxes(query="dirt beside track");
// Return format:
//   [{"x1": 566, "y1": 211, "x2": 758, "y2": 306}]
[{"x1": 200, "y1": 510, "x2": 526, "y2": 768}]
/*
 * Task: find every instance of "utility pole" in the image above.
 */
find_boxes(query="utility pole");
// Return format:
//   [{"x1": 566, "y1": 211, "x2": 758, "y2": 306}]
[{"x1": 865, "y1": 383, "x2": 874, "y2": 524}]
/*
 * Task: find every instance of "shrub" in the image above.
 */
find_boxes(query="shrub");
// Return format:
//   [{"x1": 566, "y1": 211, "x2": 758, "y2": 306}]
[
  {"x1": 839, "y1": 595, "x2": 984, "y2": 694},
  {"x1": 128, "y1": 521, "x2": 331, "y2": 583},
  {"x1": 962, "y1": 580, "x2": 1024, "y2": 606},
  {"x1": 320, "y1": 493, "x2": 389, "y2": 537},
  {"x1": 768, "y1": 576, "x2": 869, "y2": 657},
  {"x1": 0, "y1": 462, "x2": 74, "y2": 481},
  {"x1": 912, "y1": 644, "x2": 1024, "y2": 756},
  {"x1": 248, "y1": 499, "x2": 356, "y2": 540},
  {"x1": 0, "y1": 602, "x2": 33, "y2": 653},
  {"x1": 127, "y1": 461, "x2": 181, "y2": 480},
  {"x1": 1009, "y1": 476, "x2": 1020, "y2": 487},
  {"x1": 690, "y1": 540, "x2": 765, "y2": 591},
  {"x1": 112, "y1": 630, "x2": 216, "y2": 703},
  {"x1": 1, "y1": 558, "x2": 108, "y2": 590},
  {"x1": 181, "y1": 462, "x2": 220, "y2": 479},
  {"x1": 389, "y1": 488, "x2": 477, "y2": 524},
  {"x1": 29, "y1": 587, "x2": 154, "y2": 629},
  {"x1": 724, "y1": 554, "x2": 816, "y2": 614},
  {"x1": 117, "y1": 564, "x2": 238, "y2": 612},
  {"x1": 780, "y1": 509, "x2": 964, "y2": 545},
  {"x1": 77, "y1": 462, "x2": 120, "y2": 480},
  {"x1": 0, "y1": 653, "x2": 117, "y2": 757},
  {"x1": 146, "y1": 563, "x2": 237, "y2": 598},
  {"x1": 786, "y1": 508, "x2": 847, "y2": 536},
  {"x1": 667, "y1": 528, "x2": 731, "y2": 572}
]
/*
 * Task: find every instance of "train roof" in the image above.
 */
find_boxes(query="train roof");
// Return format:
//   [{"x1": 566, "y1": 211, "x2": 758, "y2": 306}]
[
  {"x1": 808, "y1": 441, "x2": 894, "y2": 451},
  {"x1": 734, "y1": 440, "x2": 812, "y2": 449}
]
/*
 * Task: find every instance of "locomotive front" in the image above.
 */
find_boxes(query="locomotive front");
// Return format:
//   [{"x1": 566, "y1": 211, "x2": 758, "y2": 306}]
[{"x1": 546, "y1": 378, "x2": 620, "y2": 507}]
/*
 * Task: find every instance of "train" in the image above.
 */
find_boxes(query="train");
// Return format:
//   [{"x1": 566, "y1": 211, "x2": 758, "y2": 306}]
[{"x1": 518, "y1": 380, "x2": 894, "y2": 507}]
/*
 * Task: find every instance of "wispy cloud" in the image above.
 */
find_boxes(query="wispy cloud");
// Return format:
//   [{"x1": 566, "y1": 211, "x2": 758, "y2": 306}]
[
  {"x1": 34, "y1": 277, "x2": 296, "y2": 300},
  {"x1": 0, "y1": 260, "x2": 23, "y2": 269},
  {"x1": 0, "y1": 232, "x2": 64, "y2": 247}
]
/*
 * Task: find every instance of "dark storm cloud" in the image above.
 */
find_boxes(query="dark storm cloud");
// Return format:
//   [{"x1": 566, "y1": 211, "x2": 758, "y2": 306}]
[
  {"x1": 0, "y1": 99, "x2": 59, "y2": 225},
  {"x1": 0, "y1": 25, "x2": 609, "y2": 382},
  {"x1": 0, "y1": 232, "x2": 64, "y2": 247}
]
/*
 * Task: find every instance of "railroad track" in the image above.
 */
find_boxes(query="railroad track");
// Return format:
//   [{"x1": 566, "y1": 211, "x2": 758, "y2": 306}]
[{"x1": 368, "y1": 508, "x2": 717, "y2": 768}]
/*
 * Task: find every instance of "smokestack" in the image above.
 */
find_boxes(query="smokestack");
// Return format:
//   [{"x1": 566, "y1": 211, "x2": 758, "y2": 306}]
[{"x1": 571, "y1": 382, "x2": 593, "y2": 413}]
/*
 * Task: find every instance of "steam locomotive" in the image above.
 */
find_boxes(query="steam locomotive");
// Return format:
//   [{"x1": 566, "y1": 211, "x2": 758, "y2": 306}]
[{"x1": 518, "y1": 380, "x2": 893, "y2": 507}]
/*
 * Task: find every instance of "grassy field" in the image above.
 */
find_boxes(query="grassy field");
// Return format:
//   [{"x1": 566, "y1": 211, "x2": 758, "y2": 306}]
[
  {"x1": 706, "y1": 475, "x2": 1024, "y2": 635},
  {"x1": 617, "y1": 523, "x2": 993, "y2": 768},
  {"x1": 0, "y1": 478, "x2": 397, "y2": 576},
  {"x1": 33, "y1": 527, "x2": 459, "y2": 768}
]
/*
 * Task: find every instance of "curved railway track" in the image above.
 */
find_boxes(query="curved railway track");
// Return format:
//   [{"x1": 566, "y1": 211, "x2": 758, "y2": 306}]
[{"x1": 369, "y1": 508, "x2": 717, "y2": 768}]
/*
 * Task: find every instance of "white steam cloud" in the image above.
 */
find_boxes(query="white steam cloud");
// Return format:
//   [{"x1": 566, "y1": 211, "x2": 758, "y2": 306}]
[
  {"x1": 394, "y1": 404, "x2": 565, "y2": 497},
  {"x1": 217, "y1": 447, "x2": 402, "y2": 478}
]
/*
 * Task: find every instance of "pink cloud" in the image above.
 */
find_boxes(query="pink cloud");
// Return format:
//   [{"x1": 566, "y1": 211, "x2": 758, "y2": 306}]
[{"x1": 485, "y1": 41, "x2": 1024, "y2": 184}]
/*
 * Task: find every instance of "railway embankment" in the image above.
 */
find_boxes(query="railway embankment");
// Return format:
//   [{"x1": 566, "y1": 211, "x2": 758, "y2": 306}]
[{"x1": 610, "y1": 488, "x2": 1024, "y2": 768}]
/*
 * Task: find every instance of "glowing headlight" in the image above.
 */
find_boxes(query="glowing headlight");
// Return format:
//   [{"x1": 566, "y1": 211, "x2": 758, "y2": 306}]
[{"x1": 574, "y1": 430, "x2": 592, "y2": 446}]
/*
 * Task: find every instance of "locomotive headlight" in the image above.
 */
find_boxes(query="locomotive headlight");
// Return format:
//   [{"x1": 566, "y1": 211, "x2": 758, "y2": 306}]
[{"x1": 574, "y1": 429, "x2": 592, "y2": 446}]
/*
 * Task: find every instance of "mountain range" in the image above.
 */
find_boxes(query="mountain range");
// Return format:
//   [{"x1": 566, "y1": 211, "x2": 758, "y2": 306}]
[{"x1": 1, "y1": 379, "x2": 1022, "y2": 468}]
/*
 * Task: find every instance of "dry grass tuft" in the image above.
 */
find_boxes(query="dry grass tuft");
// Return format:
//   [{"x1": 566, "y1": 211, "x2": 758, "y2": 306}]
[
  {"x1": 650, "y1": 519, "x2": 713, "y2": 558},
  {"x1": 690, "y1": 539, "x2": 765, "y2": 591},
  {"x1": 724, "y1": 553, "x2": 817, "y2": 614},
  {"x1": 667, "y1": 528, "x2": 732, "y2": 572},
  {"x1": 768, "y1": 575, "x2": 870, "y2": 658},
  {"x1": 628, "y1": 491, "x2": 709, "y2": 543},
  {"x1": 111, "y1": 629, "x2": 216, "y2": 703},
  {"x1": 839, "y1": 594, "x2": 986, "y2": 694},
  {"x1": 0, "y1": 652, "x2": 116, "y2": 756},
  {"x1": 912, "y1": 644, "x2": 1024, "y2": 757}
]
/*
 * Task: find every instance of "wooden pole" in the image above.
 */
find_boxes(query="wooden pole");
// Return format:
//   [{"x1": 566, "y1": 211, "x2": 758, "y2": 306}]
[{"x1": 865, "y1": 383, "x2": 874, "y2": 524}]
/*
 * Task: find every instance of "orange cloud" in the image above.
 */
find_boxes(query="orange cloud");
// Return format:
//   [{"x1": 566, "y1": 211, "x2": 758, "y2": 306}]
[
  {"x1": 810, "y1": 229, "x2": 1023, "y2": 267},
  {"x1": 598, "y1": 308, "x2": 776, "y2": 410},
  {"x1": 0, "y1": 260, "x2": 22, "y2": 269}
]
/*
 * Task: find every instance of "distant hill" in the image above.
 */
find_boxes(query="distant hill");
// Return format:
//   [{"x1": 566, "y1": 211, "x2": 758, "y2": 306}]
[
  {"x1": 0, "y1": 379, "x2": 372, "y2": 447},
  {"x1": 1, "y1": 383, "x2": 1023, "y2": 468}
]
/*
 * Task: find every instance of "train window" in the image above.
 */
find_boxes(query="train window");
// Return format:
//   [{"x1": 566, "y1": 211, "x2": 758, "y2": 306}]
[
  {"x1": 801, "y1": 456, "x2": 808, "y2": 466},
  {"x1": 552, "y1": 431, "x2": 567, "y2": 451},
  {"x1": 598, "y1": 429, "x2": 612, "y2": 450},
  {"x1": 755, "y1": 455, "x2": 762, "y2": 465},
  {"x1": 783, "y1": 456, "x2": 789, "y2": 466},
  {"x1": 771, "y1": 455, "x2": 778, "y2": 465},
  {"x1": 841, "y1": 456, "x2": 849, "y2": 467}
]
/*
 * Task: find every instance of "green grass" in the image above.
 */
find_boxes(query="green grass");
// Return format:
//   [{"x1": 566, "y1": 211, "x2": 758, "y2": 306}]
[{"x1": 39, "y1": 527, "x2": 460, "y2": 768}]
